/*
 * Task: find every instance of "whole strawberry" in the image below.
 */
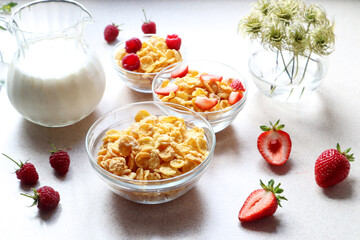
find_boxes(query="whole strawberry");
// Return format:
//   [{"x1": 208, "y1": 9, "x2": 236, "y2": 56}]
[
  {"x1": 21, "y1": 186, "x2": 60, "y2": 211},
  {"x1": 49, "y1": 144, "x2": 70, "y2": 175},
  {"x1": 104, "y1": 23, "x2": 121, "y2": 43},
  {"x1": 2, "y1": 153, "x2": 39, "y2": 185},
  {"x1": 315, "y1": 143, "x2": 355, "y2": 188},
  {"x1": 238, "y1": 179, "x2": 287, "y2": 223},
  {"x1": 141, "y1": 9, "x2": 156, "y2": 34},
  {"x1": 257, "y1": 120, "x2": 292, "y2": 166}
]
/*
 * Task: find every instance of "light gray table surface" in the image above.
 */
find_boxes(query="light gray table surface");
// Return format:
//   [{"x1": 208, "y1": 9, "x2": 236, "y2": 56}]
[{"x1": 0, "y1": 0, "x2": 359, "y2": 239}]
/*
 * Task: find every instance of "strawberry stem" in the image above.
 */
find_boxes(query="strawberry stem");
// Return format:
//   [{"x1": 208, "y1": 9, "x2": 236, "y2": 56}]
[
  {"x1": 260, "y1": 119, "x2": 285, "y2": 132},
  {"x1": 2, "y1": 153, "x2": 22, "y2": 168},
  {"x1": 260, "y1": 179, "x2": 287, "y2": 207},
  {"x1": 337, "y1": 143, "x2": 355, "y2": 162}
]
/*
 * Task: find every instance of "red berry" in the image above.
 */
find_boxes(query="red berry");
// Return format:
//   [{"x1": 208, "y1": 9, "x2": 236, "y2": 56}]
[
  {"x1": 125, "y1": 37, "x2": 142, "y2": 53},
  {"x1": 141, "y1": 9, "x2": 156, "y2": 34},
  {"x1": 315, "y1": 144, "x2": 354, "y2": 188},
  {"x1": 2, "y1": 153, "x2": 39, "y2": 185},
  {"x1": 104, "y1": 23, "x2": 120, "y2": 43},
  {"x1": 122, "y1": 53, "x2": 141, "y2": 71},
  {"x1": 239, "y1": 179, "x2": 287, "y2": 223},
  {"x1": 49, "y1": 144, "x2": 70, "y2": 175},
  {"x1": 230, "y1": 79, "x2": 246, "y2": 91},
  {"x1": 166, "y1": 34, "x2": 182, "y2": 51},
  {"x1": 257, "y1": 120, "x2": 292, "y2": 166},
  {"x1": 21, "y1": 186, "x2": 60, "y2": 211}
]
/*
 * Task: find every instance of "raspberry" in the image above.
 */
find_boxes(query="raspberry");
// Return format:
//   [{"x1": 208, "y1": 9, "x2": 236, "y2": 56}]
[
  {"x1": 125, "y1": 37, "x2": 142, "y2": 53},
  {"x1": 141, "y1": 9, "x2": 156, "y2": 34},
  {"x1": 104, "y1": 23, "x2": 120, "y2": 43},
  {"x1": 49, "y1": 144, "x2": 70, "y2": 175},
  {"x1": 21, "y1": 186, "x2": 60, "y2": 211},
  {"x1": 122, "y1": 53, "x2": 141, "y2": 71},
  {"x1": 2, "y1": 153, "x2": 39, "y2": 185},
  {"x1": 230, "y1": 79, "x2": 245, "y2": 91},
  {"x1": 166, "y1": 34, "x2": 181, "y2": 51}
]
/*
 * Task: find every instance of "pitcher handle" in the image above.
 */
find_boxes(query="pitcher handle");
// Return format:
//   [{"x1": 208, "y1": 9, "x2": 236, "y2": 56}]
[{"x1": 0, "y1": 16, "x2": 11, "y2": 91}]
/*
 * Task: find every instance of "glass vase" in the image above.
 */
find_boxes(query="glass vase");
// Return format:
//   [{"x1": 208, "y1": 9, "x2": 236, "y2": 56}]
[{"x1": 249, "y1": 49, "x2": 328, "y2": 102}]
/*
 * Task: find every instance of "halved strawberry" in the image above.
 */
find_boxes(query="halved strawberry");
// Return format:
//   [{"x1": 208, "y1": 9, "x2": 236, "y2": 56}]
[
  {"x1": 154, "y1": 83, "x2": 179, "y2": 96},
  {"x1": 171, "y1": 65, "x2": 188, "y2": 78},
  {"x1": 257, "y1": 120, "x2": 292, "y2": 166},
  {"x1": 228, "y1": 91, "x2": 243, "y2": 105},
  {"x1": 199, "y1": 74, "x2": 223, "y2": 82},
  {"x1": 239, "y1": 179, "x2": 287, "y2": 223},
  {"x1": 194, "y1": 96, "x2": 218, "y2": 111}
]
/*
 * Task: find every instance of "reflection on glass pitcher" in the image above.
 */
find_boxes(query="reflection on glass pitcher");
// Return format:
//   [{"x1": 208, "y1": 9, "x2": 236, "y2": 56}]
[{"x1": 0, "y1": 0, "x2": 106, "y2": 127}]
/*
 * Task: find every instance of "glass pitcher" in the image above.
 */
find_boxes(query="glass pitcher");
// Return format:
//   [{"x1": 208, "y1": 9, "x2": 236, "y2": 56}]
[{"x1": 0, "y1": 0, "x2": 106, "y2": 127}]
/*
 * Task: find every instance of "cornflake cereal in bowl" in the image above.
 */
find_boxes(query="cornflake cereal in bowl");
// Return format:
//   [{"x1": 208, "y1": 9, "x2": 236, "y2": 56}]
[
  {"x1": 86, "y1": 101, "x2": 215, "y2": 204},
  {"x1": 152, "y1": 61, "x2": 248, "y2": 132},
  {"x1": 112, "y1": 34, "x2": 185, "y2": 93}
]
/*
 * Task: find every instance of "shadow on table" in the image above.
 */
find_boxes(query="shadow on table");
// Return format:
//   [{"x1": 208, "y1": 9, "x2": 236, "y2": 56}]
[
  {"x1": 109, "y1": 187, "x2": 205, "y2": 238},
  {"x1": 35, "y1": 204, "x2": 62, "y2": 224},
  {"x1": 322, "y1": 178, "x2": 355, "y2": 200},
  {"x1": 214, "y1": 125, "x2": 242, "y2": 157},
  {"x1": 240, "y1": 215, "x2": 280, "y2": 233},
  {"x1": 127, "y1": 87, "x2": 153, "y2": 103},
  {"x1": 18, "y1": 109, "x2": 101, "y2": 151}
]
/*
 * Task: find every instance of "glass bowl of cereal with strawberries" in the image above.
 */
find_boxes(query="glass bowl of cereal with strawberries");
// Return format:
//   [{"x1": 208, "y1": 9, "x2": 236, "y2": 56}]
[
  {"x1": 152, "y1": 61, "x2": 248, "y2": 132},
  {"x1": 86, "y1": 101, "x2": 215, "y2": 204},
  {"x1": 112, "y1": 34, "x2": 185, "y2": 93}
]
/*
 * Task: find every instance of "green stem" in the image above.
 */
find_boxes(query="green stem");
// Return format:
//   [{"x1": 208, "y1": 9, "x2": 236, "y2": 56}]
[
  {"x1": 273, "y1": 56, "x2": 294, "y2": 82},
  {"x1": 287, "y1": 88, "x2": 294, "y2": 101},
  {"x1": 280, "y1": 49, "x2": 293, "y2": 83},
  {"x1": 2, "y1": 153, "x2": 21, "y2": 168},
  {"x1": 299, "y1": 87, "x2": 306, "y2": 99},
  {"x1": 299, "y1": 51, "x2": 312, "y2": 86},
  {"x1": 291, "y1": 53, "x2": 295, "y2": 80},
  {"x1": 142, "y1": 8, "x2": 149, "y2": 22},
  {"x1": 293, "y1": 54, "x2": 299, "y2": 81}
]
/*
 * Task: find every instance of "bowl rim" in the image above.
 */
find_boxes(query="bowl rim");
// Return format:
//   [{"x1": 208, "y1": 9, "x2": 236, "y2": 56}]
[
  {"x1": 152, "y1": 60, "x2": 248, "y2": 116},
  {"x1": 111, "y1": 34, "x2": 186, "y2": 77},
  {"x1": 248, "y1": 49, "x2": 328, "y2": 86},
  {"x1": 85, "y1": 101, "x2": 216, "y2": 189}
]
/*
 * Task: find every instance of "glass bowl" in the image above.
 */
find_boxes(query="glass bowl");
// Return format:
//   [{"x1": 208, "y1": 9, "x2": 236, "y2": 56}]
[
  {"x1": 112, "y1": 34, "x2": 186, "y2": 93},
  {"x1": 85, "y1": 101, "x2": 215, "y2": 204},
  {"x1": 152, "y1": 60, "x2": 248, "y2": 133}
]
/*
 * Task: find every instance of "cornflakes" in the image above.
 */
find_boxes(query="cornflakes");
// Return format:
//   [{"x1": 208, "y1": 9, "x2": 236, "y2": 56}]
[{"x1": 97, "y1": 110, "x2": 208, "y2": 180}]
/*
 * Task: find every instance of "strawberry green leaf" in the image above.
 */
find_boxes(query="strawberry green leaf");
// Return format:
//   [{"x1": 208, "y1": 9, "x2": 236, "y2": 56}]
[{"x1": 260, "y1": 179, "x2": 287, "y2": 207}]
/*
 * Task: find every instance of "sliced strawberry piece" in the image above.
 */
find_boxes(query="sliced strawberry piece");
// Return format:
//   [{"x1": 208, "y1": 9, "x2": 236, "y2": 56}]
[
  {"x1": 199, "y1": 74, "x2": 223, "y2": 82},
  {"x1": 154, "y1": 83, "x2": 179, "y2": 96},
  {"x1": 239, "y1": 179, "x2": 287, "y2": 223},
  {"x1": 194, "y1": 96, "x2": 218, "y2": 111},
  {"x1": 257, "y1": 120, "x2": 292, "y2": 166},
  {"x1": 228, "y1": 91, "x2": 243, "y2": 105},
  {"x1": 171, "y1": 65, "x2": 188, "y2": 78}
]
